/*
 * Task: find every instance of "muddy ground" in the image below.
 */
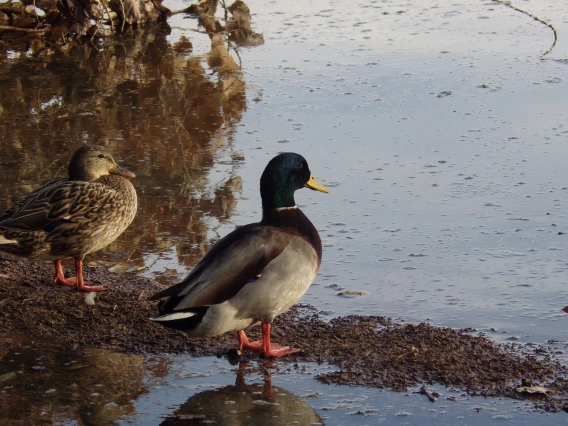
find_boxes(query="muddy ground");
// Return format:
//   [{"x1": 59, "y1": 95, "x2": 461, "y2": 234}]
[{"x1": 1, "y1": 255, "x2": 567, "y2": 413}]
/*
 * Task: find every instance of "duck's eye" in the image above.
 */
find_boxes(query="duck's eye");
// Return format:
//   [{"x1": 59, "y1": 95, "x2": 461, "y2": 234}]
[
  {"x1": 297, "y1": 163, "x2": 304, "y2": 169},
  {"x1": 98, "y1": 154, "x2": 105, "y2": 159}
]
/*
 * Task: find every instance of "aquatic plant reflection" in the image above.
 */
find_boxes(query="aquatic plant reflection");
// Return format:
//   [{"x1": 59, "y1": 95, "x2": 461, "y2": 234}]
[
  {"x1": 0, "y1": 5, "x2": 260, "y2": 277},
  {"x1": 0, "y1": 334, "x2": 163, "y2": 426}
]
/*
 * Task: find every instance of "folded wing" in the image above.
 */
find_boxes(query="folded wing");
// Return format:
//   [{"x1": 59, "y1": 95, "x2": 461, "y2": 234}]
[
  {"x1": 0, "y1": 180, "x2": 114, "y2": 232},
  {"x1": 150, "y1": 224, "x2": 293, "y2": 311}
]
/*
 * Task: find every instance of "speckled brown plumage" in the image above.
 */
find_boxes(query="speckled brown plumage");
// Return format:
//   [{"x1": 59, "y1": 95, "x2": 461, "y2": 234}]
[{"x1": 0, "y1": 144, "x2": 137, "y2": 292}]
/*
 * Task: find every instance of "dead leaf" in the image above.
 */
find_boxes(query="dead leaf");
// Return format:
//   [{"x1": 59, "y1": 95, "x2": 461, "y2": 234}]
[
  {"x1": 516, "y1": 385, "x2": 548, "y2": 395},
  {"x1": 0, "y1": 372, "x2": 17, "y2": 384},
  {"x1": 108, "y1": 263, "x2": 145, "y2": 273}
]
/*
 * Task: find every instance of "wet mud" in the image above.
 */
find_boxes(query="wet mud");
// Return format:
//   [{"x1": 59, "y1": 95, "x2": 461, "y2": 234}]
[{"x1": 1, "y1": 255, "x2": 567, "y2": 413}]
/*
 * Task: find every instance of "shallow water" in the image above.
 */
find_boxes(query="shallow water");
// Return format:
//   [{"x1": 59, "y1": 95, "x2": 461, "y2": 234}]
[
  {"x1": 1, "y1": 0, "x2": 568, "y2": 423},
  {"x1": 2, "y1": 336, "x2": 565, "y2": 425}
]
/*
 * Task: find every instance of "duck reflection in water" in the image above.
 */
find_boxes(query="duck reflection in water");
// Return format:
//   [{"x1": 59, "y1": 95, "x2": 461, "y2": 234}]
[
  {"x1": 161, "y1": 361, "x2": 324, "y2": 426},
  {"x1": 0, "y1": 338, "x2": 148, "y2": 425}
]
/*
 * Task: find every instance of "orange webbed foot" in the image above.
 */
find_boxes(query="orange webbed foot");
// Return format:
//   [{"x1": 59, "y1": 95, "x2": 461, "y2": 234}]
[
  {"x1": 237, "y1": 324, "x2": 300, "y2": 358},
  {"x1": 74, "y1": 282, "x2": 107, "y2": 292},
  {"x1": 54, "y1": 276, "x2": 77, "y2": 287},
  {"x1": 262, "y1": 346, "x2": 300, "y2": 358},
  {"x1": 53, "y1": 260, "x2": 107, "y2": 292}
]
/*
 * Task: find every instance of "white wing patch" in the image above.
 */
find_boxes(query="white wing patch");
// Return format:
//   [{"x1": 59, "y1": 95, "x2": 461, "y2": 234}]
[{"x1": 150, "y1": 311, "x2": 197, "y2": 322}]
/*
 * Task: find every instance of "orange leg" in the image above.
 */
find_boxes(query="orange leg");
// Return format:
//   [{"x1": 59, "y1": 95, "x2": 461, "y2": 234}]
[
  {"x1": 262, "y1": 373, "x2": 273, "y2": 397},
  {"x1": 53, "y1": 259, "x2": 106, "y2": 292},
  {"x1": 235, "y1": 361, "x2": 248, "y2": 386},
  {"x1": 73, "y1": 259, "x2": 106, "y2": 292},
  {"x1": 234, "y1": 361, "x2": 273, "y2": 397},
  {"x1": 239, "y1": 329, "x2": 269, "y2": 351},
  {"x1": 237, "y1": 323, "x2": 299, "y2": 357},
  {"x1": 53, "y1": 260, "x2": 77, "y2": 286}
]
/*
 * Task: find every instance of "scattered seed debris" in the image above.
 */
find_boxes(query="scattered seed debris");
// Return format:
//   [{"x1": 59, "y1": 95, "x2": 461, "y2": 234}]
[{"x1": 1, "y1": 256, "x2": 568, "y2": 413}]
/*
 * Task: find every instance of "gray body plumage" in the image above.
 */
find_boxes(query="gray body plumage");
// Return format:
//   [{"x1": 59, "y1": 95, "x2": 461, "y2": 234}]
[
  {"x1": 164, "y1": 228, "x2": 319, "y2": 337},
  {"x1": 150, "y1": 152, "x2": 328, "y2": 356}
]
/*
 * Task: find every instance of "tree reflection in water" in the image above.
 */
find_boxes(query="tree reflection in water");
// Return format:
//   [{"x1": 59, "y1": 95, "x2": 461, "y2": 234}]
[
  {"x1": 0, "y1": 3, "x2": 263, "y2": 281},
  {"x1": 0, "y1": 334, "x2": 159, "y2": 426}
]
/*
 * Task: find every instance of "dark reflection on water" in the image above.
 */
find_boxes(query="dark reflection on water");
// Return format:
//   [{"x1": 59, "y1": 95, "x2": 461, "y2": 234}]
[
  {"x1": 0, "y1": 334, "x2": 162, "y2": 426},
  {"x1": 0, "y1": 21, "x2": 248, "y2": 281},
  {"x1": 162, "y1": 362, "x2": 324, "y2": 426},
  {"x1": 0, "y1": 339, "x2": 323, "y2": 426}
]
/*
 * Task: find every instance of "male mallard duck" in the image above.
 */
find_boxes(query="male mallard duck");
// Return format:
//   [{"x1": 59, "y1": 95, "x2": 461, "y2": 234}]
[
  {"x1": 0, "y1": 144, "x2": 137, "y2": 292},
  {"x1": 150, "y1": 152, "x2": 328, "y2": 357}
]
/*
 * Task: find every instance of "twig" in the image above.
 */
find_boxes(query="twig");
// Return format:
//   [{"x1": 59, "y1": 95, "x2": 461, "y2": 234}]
[
  {"x1": 0, "y1": 6, "x2": 25, "y2": 15},
  {"x1": 230, "y1": 42, "x2": 242, "y2": 69},
  {"x1": 492, "y1": 0, "x2": 558, "y2": 57},
  {"x1": 397, "y1": 345, "x2": 419, "y2": 359},
  {"x1": 90, "y1": 23, "x2": 99, "y2": 41},
  {"x1": 169, "y1": 8, "x2": 193, "y2": 16},
  {"x1": 118, "y1": 0, "x2": 126, "y2": 32},
  {"x1": 101, "y1": 0, "x2": 115, "y2": 33},
  {"x1": 220, "y1": 0, "x2": 228, "y2": 26},
  {"x1": 126, "y1": 247, "x2": 138, "y2": 261},
  {"x1": 416, "y1": 385, "x2": 438, "y2": 403},
  {"x1": 0, "y1": 25, "x2": 44, "y2": 33}
]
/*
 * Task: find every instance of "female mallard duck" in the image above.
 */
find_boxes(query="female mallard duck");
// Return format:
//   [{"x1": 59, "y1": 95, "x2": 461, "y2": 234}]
[
  {"x1": 0, "y1": 144, "x2": 137, "y2": 292},
  {"x1": 150, "y1": 152, "x2": 328, "y2": 357}
]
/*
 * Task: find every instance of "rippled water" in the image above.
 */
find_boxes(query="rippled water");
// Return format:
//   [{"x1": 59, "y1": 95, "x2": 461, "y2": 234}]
[{"x1": 1, "y1": 0, "x2": 568, "y2": 424}]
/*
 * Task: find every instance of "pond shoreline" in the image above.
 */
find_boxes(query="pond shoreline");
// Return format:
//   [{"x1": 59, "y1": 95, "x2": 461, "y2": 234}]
[{"x1": 1, "y1": 255, "x2": 568, "y2": 413}]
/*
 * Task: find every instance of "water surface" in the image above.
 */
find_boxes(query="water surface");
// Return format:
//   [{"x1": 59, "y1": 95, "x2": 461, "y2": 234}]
[{"x1": 1, "y1": 0, "x2": 568, "y2": 424}]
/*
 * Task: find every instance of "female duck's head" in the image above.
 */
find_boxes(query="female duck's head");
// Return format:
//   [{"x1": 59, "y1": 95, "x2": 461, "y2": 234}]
[{"x1": 68, "y1": 144, "x2": 135, "y2": 181}]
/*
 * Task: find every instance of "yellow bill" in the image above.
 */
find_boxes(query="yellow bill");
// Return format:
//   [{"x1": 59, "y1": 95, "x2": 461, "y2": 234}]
[{"x1": 305, "y1": 175, "x2": 329, "y2": 193}]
